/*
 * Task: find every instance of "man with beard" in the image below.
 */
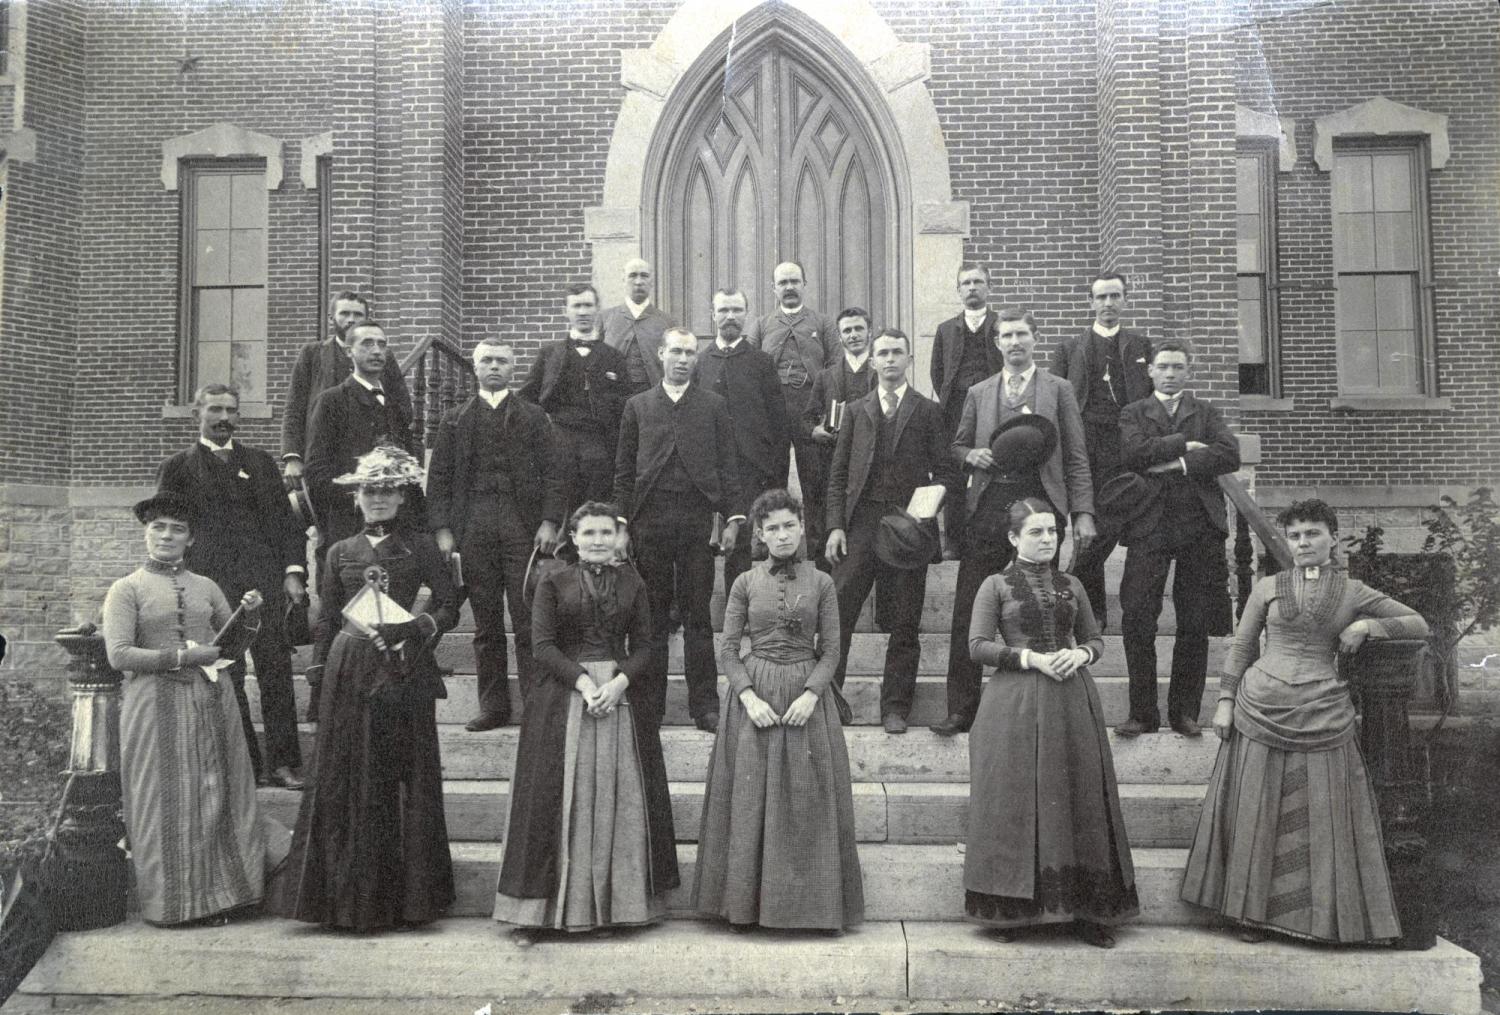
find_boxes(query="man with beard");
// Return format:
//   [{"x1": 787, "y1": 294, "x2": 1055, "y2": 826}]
[
  {"x1": 614, "y1": 327, "x2": 746, "y2": 732},
  {"x1": 156, "y1": 384, "x2": 308, "y2": 788},
  {"x1": 520, "y1": 284, "x2": 633, "y2": 513},
  {"x1": 600, "y1": 258, "x2": 677, "y2": 396},
  {"x1": 805, "y1": 307, "x2": 879, "y2": 562},
  {"x1": 280, "y1": 291, "x2": 412, "y2": 488},
  {"x1": 747, "y1": 261, "x2": 839, "y2": 553},
  {"x1": 1054, "y1": 272, "x2": 1154, "y2": 631},
  {"x1": 929, "y1": 264, "x2": 1004, "y2": 559},
  {"x1": 825, "y1": 329, "x2": 959, "y2": 734},
  {"x1": 695, "y1": 287, "x2": 789, "y2": 593},
  {"x1": 428, "y1": 339, "x2": 567, "y2": 731}
]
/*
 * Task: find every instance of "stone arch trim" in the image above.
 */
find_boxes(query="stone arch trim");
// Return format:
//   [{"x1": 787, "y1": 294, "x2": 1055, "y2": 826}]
[
  {"x1": 160, "y1": 122, "x2": 284, "y2": 191},
  {"x1": 586, "y1": 0, "x2": 966, "y2": 392},
  {"x1": 1313, "y1": 97, "x2": 1449, "y2": 172}
]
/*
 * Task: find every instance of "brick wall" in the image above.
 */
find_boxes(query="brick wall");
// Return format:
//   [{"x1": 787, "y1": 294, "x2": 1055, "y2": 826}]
[{"x1": 1231, "y1": 0, "x2": 1500, "y2": 486}]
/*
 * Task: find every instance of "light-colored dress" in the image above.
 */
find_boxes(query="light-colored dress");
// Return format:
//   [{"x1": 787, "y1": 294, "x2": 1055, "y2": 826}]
[
  {"x1": 694, "y1": 559, "x2": 865, "y2": 930},
  {"x1": 101, "y1": 559, "x2": 268, "y2": 925},
  {"x1": 1181, "y1": 566, "x2": 1428, "y2": 942},
  {"x1": 964, "y1": 559, "x2": 1138, "y2": 928}
]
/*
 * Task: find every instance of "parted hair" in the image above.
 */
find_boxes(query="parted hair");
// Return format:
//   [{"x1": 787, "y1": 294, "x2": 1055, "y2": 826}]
[
  {"x1": 995, "y1": 306, "x2": 1038, "y2": 334},
  {"x1": 1151, "y1": 338, "x2": 1193, "y2": 363},
  {"x1": 1006, "y1": 497, "x2": 1055, "y2": 536},
  {"x1": 328, "y1": 290, "x2": 371, "y2": 315},
  {"x1": 750, "y1": 488, "x2": 803, "y2": 530},
  {"x1": 1090, "y1": 271, "x2": 1129, "y2": 296},
  {"x1": 568, "y1": 501, "x2": 621, "y2": 535},
  {"x1": 192, "y1": 382, "x2": 240, "y2": 407},
  {"x1": 1277, "y1": 498, "x2": 1340, "y2": 535}
]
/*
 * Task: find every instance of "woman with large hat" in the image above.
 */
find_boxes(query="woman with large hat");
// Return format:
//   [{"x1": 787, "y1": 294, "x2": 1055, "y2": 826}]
[
  {"x1": 101, "y1": 491, "x2": 271, "y2": 925},
  {"x1": 963, "y1": 497, "x2": 1138, "y2": 947},
  {"x1": 276, "y1": 445, "x2": 458, "y2": 931},
  {"x1": 493, "y1": 501, "x2": 678, "y2": 942}
]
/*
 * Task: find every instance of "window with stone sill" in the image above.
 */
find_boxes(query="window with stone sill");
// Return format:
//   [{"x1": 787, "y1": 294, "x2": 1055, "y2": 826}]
[
  {"x1": 177, "y1": 160, "x2": 268, "y2": 406},
  {"x1": 1237, "y1": 143, "x2": 1279, "y2": 397},
  {"x1": 1331, "y1": 140, "x2": 1436, "y2": 398}
]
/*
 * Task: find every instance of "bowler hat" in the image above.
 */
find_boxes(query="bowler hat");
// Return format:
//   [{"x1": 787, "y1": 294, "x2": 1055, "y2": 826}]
[
  {"x1": 875, "y1": 510, "x2": 939, "y2": 571},
  {"x1": 1096, "y1": 472, "x2": 1159, "y2": 532},
  {"x1": 132, "y1": 491, "x2": 199, "y2": 532},
  {"x1": 988, "y1": 414, "x2": 1057, "y2": 472}
]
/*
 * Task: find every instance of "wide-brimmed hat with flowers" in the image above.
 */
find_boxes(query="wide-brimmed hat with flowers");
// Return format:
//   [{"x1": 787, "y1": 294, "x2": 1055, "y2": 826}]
[{"x1": 333, "y1": 444, "x2": 426, "y2": 489}]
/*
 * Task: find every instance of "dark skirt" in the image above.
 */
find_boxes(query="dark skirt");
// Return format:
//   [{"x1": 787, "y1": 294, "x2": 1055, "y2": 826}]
[
  {"x1": 964, "y1": 667, "x2": 1138, "y2": 928},
  {"x1": 694, "y1": 654, "x2": 865, "y2": 929},
  {"x1": 272, "y1": 631, "x2": 454, "y2": 930}
]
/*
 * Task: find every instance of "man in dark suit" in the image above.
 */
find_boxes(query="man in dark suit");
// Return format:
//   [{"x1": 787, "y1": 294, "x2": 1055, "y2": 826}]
[
  {"x1": 1116, "y1": 340, "x2": 1241, "y2": 738},
  {"x1": 599, "y1": 258, "x2": 677, "y2": 396},
  {"x1": 1054, "y1": 272, "x2": 1155, "y2": 630},
  {"x1": 929, "y1": 264, "x2": 1004, "y2": 559},
  {"x1": 806, "y1": 307, "x2": 878, "y2": 562},
  {"x1": 615, "y1": 327, "x2": 746, "y2": 733},
  {"x1": 747, "y1": 262, "x2": 839, "y2": 555},
  {"x1": 826, "y1": 329, "x2": 959, "y2": 734},
  {"x1": 157, "y1": 384, "x2": 308, "y2": 788},
  {"x1": 428, "y1": 339, "x2": 568, "y2": 732},
  {"x1": 520, "y1": 283, "x2": 633, "y2": 514},
  {"x1": 279, "y1": 291, "x2": 412, "y2": 488},
  {"x1": 305, "y1": 321, "x2": 425, "y2": 558},
  {"x1": 932, "y1": 308, "x2": 1096, "y2": 735},
  {"x1": 695, "y1": 287, "x2": 790, "y2": 592}
]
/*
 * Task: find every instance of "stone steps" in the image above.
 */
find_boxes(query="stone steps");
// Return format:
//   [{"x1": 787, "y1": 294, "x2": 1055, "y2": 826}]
[
  {"x1": 258, "y1": 779, "x2": 1206, "y2": 849},
  {"x1": 275, "y1": 724, "x2": 1222, "y2": 785},
  {"x1": 251, "y1": 667, "x2": 1226, "y2": 728},
  {"x1": 15, "y1": 917, "x2": 1480, "y2": 1013}
]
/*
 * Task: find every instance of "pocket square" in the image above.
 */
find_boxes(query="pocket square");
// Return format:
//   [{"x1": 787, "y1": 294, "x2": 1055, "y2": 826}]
[{"x1": 237, "y1": 469, "x2": 251, "y2": 479}]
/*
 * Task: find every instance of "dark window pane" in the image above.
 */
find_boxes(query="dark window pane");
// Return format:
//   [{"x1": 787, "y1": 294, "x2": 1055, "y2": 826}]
[{"x1": 1239, "y1": 363, "x2": 1270, "y2": 396}]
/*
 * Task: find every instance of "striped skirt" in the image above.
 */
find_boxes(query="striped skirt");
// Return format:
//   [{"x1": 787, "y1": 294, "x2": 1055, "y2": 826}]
[{"x1": 1181, "y1": 731, "x2": 1400, "y2": 943}]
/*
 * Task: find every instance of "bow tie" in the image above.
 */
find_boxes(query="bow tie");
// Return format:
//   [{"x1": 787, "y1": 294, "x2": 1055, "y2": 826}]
[
  {"x1": 571, "y1": 338, "x2": 596, "y2": 350},
  {"x1": 769, "y1": 558, "x2": 799, "y2": 578},
  {"x1": 363, "y1": 523, "x2": 390, "y2": 538}
]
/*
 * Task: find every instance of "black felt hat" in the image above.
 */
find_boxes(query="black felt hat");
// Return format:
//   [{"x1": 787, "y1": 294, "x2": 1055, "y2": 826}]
[
  {"x1": 987, "y1": 414, "x2": 1058, "y2": 472},
  {"x1": 1095, "y1": 472, "x2": 1160, "y2": 533},
  {"x1": 875, "y1": 510, "x2": 940, "y2": 571},
  {"x1": 132, "y1": 491, "x2": 199, "y2": 532}
]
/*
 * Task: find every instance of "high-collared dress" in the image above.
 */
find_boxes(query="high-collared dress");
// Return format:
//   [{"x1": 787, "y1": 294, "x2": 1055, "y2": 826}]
[
  {"x1": 275, "y1": 528, "x2": 458, "y2": 931},
  {"x1": 1181, "y1": 567, "x2": 1427, "y2": 943},
  {"x1": 494, "y1": 561, "x2": 678, "y2": 930},
  {"x1": 963, "y1": 559, "x2": 1139, "y2": 929},
  {"x1": 694, "y1": 558, "x2": 865, "y2": 930},
  {"x1": 101, "y1": 558, "x2": 270, "y2": 925}
]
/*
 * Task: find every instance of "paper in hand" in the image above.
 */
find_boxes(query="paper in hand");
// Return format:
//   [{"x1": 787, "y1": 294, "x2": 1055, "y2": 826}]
[
  {"x1": 341, "y1": 584, "x2": 416, "y2": 637},
  {"x1": 906, "y1": 484, "x2": 947, "y2": 520}
]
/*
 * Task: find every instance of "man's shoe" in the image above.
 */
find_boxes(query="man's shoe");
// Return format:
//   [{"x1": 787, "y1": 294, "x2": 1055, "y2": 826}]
[
  {"x1": 267, "y1": 766, "x2": 305, "y2": 791},
  {"x1": 929, "y1": 713, "x2": 971, "y2": 736},
  {"x1": 465, "y1": 713, "x2": 509, "y2": 733},
  {"x1": 883, "y1": 713, "x2": 908, "y2": 734},
  {"x1": 1170, "y1": 716, "x2": 1203, "y2": 738},
  {"x1": 695, "y1": 713, "x2": 719, "y2": 733},
  {"x1": 1114, "y1": 718, "x2": 1157, "y2": 738}
]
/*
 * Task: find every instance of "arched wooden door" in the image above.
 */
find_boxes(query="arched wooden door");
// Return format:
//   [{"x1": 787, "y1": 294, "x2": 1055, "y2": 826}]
[{"x1": 657, "y1": 34, "x2": 894, "y2": 337}]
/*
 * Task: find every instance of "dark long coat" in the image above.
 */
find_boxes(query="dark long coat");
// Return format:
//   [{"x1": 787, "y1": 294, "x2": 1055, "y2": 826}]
[
  {"x1": 281, "y1": 338, "x2": 412, "y2": 462},
  {"x1": 304, "y1": 376, "x2": 423, "y2": 541},
  {"x1": 612, "y1": 384, "x2": 746, "y2": 522},
  {"x1": 825, "y1": 386, "x2": 959, "y2": 533},
  {"x1": 518, "y1": 338, "x2": 633, "y2": 446},
  {"x1": 1117, "y1": 391, "x2": 1241, "y2": 545}
]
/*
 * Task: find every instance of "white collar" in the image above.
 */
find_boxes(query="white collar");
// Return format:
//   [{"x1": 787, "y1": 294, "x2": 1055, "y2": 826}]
[
  {"x1": 333, "y1": 336, "x2": 350, "y2": 352},
  {"x1": 625, "y1": 297, "x2": 652, "y2": 318},
  {"x1": 366, "y1": 532, "x2": 391, "y2": 547},
  {"x1": 352, "y1": 373, "x2": 384, "y2": 394},
  {"x1": 662, "y1": 381, "x2": 689, "y2": 402},
  {"x1": 199, "y1": 437, "x2": 235, "y2": 452},
  {"x1": 780, "y1": 303, "x2": 804, "y2": 316},
  {"x1": 478, "y1": 388, "x2": 508, "y2": 409},
  {"x1": 878, "y1": 382, "x2": 909, "y2": 406},
  {"x1": 1002, "y1": 364, "x2": 1037, "y2": 386},
  {"x1": 963, "y1": 307, "x2": 989, "y2": 329},
  {"x1": 715, "y1": 336, "x2": 744, "y2": 351},
  {"x1": 1155, "y1": 389, "x2": 1187, "y2": 405},
  {"x1": 844, "y1": 351, "x2": 869, "y2": 372},
  {"x1": 1092, "y1": 322, "x2": 1121, "y2": 338}
]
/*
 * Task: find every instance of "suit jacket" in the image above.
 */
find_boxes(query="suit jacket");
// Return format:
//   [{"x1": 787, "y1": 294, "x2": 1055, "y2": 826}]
[
  {"x1": 425, "y1": 395, "x2": 570, "y2": 547},
  {"x1": 281, "y1": 338, "x2": 412, "y2": 461},
  {"x1": 950, "y1": 369, "x2": 1094, "y2": 522},
  {"x1": 692, "y1": 340, "x2": 791, "y2": 483},
  {"x1": 825, "y1": 386, "x2": 960, "y2": 533},
  {"x1": 304, "y1": 375, "x2": 420, "y2": 528},
  {"x1": 930, "y1": 310, "x2": 1003, "y2": 410},
  {"x1": 746, "y1": 306, "x2": 840, "y2": 387},
  {"x1": 1054, "y1": 326, "x2": 1154, "y2": 421},
  {"x1": 1119, "y1": 391, "x2": 1241, "y2": 543},
  {"x1": 156, "y1": 441, "x2": 306, "y2": 593},
  {"x1": 612, "y1": 384, "x2": 745, "y2": 521},
  {"x1": 599, "y1": 303, "x2": 676, "y2": 389},
  {"x1": 804, "y1": 357, "x2": 877, "y2": 431},
  {"x1": 518, "y1": 339, "x2": 631, "y2": 443}
]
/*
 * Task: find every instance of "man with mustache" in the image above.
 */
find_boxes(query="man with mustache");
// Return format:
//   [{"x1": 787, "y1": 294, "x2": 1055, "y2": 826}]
[
  {"x1": 156, "y1": 383, "x2": 308, "y2": 788},
  {"x1": 600, "y1": 258, "x2": 678, "y2": 396},
  {"x1": 428, "y1": 339, "x2": 568, "y2": 732},
  {"x1": 694, "y1": 287, "x2": 790, "y2": 593},
  {"x1": 805, "y1": 307, "x2": 879, "y2": 564},
  {"x1": 280, "y1": 291, "x2": 412, "y2": 487}
]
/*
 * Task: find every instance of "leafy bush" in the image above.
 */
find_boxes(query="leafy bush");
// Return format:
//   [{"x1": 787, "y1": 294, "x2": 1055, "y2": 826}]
[{"x1": 0, "y1": 681, "x2": 70, "y2": 885}]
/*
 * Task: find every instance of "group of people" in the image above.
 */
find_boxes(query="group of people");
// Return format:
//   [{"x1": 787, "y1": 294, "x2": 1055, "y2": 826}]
[{"x1": 97, "y1": 259, "x2": 1430, "y2": 955}]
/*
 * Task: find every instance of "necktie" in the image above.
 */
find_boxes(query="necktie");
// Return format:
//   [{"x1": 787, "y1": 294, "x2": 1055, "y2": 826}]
[
  {"x1": 1006, "y1": 373, "x2": 1023, "y2": 400},
  {"x1": 213, "y1": 448, "x2": 231, "y2": 464},
  {"x1": 370, "y1": 387, "x2": 386, "y2": 406},
  {"x1": 363, "y1": 523, "x2": 389, "y2": 538},
  {"x1": 883, "y1": 391, "x2": 899, "y2": 420},
  {"x1": 1163, "y1": 394, "x2": 1181, "y2": 417}
]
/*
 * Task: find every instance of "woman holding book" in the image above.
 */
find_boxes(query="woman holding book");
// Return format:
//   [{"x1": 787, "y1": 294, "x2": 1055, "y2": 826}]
[
  {"x1": 963, "y1": 497, "x2": 1137, "y2": 947},
  {"x1": 494, "y1": 502, "x2": 678, "y2": 942},
  {"x1": 276, "y1": 445, "x2": 459, "y2": 931},
  {"x1": 101, "y1": 491, "x2": 271, "y2": 926}
]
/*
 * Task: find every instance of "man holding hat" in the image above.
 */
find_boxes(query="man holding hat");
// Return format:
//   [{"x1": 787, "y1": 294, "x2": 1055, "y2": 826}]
[
  {"x1": 825, "y1": 328, "x2": 959, "y2": 734},
  {"x1": 932, "y1": 308, "x2": 1094, "y2": 736}
]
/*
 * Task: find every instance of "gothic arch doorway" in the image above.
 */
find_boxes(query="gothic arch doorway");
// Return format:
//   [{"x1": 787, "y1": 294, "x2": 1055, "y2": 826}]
[{"x1": 643, "y1": 14, "x2": 904, "y2": 337}]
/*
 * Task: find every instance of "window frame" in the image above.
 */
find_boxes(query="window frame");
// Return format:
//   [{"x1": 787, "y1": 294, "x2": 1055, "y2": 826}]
[
  {"x1": 175, "y1": 157, "x2": 270, "y2": 407},
  {"x1": 1236, "y1": 140, "x2": 1281, "y2": 399},
  {"x1": 315, "y1": 154, "x2": 332, "y2": 342},
  {"x1": 1330, "y1": 137, "x2": 1438, "y2": 399}
]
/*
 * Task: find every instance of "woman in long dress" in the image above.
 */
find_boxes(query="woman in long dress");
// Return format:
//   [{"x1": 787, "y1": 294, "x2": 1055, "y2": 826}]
[
  {"x1": 494, "y1": 502, "x2": 678, "y2": 942},
  {"x1": 964, "y1": 497, "x2": 1138, "y2": 947},
  {"x1": 1181, "y1": 498, "x2": 1427, "y2": 944},
  {"x1": 695, "y1": 489, "x2": 864, "y2": 932},
  {"x1": 276, "y1": 446, "x2": 458, "y2": 931},
  {"x1": 102, "y1": 491, "x2": 269, "y2": 926}
]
